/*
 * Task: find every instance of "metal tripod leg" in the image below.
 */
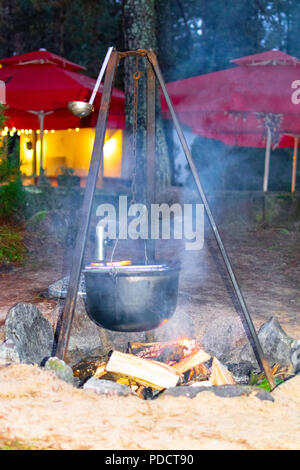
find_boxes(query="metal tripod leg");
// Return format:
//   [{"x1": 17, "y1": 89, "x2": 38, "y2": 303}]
[
  {"x1": 146, "y1": 61, "x2": 156, "y2": 261},
  {"x1": 55, "y1": 51, "x2": 119, "y2": 360},
  {"x1": 146, "y1": 50, "x2": 275, "y2": 390}
]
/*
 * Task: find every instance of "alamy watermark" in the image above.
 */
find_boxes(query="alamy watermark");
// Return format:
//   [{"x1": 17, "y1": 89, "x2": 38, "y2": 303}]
[
  {"x1": 96, "y1": 196, "x2": 204, "y2": 251},
  {"x1": 291, "y1": 80, "x2": 300, "y2": 104}
]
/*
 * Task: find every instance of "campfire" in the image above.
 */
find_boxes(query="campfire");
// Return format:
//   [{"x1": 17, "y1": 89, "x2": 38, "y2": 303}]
[{"x1": 74, "y1": 337, "x2": 237, "y2": 399}]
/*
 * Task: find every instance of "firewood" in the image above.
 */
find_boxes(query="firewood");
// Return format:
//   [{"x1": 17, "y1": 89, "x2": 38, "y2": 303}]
[
  {"x1": 211, "y1": 357, "x2": 236, "y2": 386},
  {"x1": 93, "y1": 363, "x2": 106, "y2": 379},
  {"x1": 171, "y1": 349, "x2": 211, "y2": 375},
  {"x1": 128, "y1": 339, "x2": 197, "y2": 363},
  {"x1": 105, "y1": 351, "x2": 181, "y2": 391},
  {"x1": 183, "y1": 363, "x2": 211, "y2": 384},
  {"x1": 129, "y1": 340, "x2": 186, "y2": 350},
  {"x1": 193, "y1": 363, "x2": 211, "y2": 376},
  {"x1": 94, "y1": 364, "x2": 133, "y2": 385}
]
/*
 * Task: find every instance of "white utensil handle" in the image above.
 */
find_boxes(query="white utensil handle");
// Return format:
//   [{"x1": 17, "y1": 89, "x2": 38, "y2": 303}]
[{"x1": 89, "y1": 46, "x2": 114, "y2": 106}]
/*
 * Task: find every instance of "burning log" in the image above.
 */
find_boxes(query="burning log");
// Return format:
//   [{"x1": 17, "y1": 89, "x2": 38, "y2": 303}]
[
  {"x1": 94, "y1": 363, "x2": 138, "y2": 388},
  {"x1": 89, "y1": 339, "x2": 241, "y2": 397},
  {"x1": 128, "y1": 338, "x2": 197, "y2": 364},
  {"x1": 105, "y1": 350, "x2": 181, "y2": 391},
  {"x1": 211, "y1": 357, "x2": 236, "y2": 386},
  {"x1": 182, "y1": 363, "x2": 211, "y2": 384},
  {"x1": 171, "y1": 349, "x2": 211, "y2": 375}
]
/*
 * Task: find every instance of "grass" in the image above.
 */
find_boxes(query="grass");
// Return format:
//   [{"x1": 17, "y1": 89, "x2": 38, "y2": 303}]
[
  {"x1": 0, "y1": 223, "x2": 25, "y2": 264},
  {"x1": 0, "y1": 437, "x2": 55, "y2": 450}
]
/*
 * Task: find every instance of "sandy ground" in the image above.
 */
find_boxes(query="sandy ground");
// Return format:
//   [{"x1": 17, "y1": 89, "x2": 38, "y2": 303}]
[{"x1": 0, "y1": 364, "x2": 299, "y2": 450}]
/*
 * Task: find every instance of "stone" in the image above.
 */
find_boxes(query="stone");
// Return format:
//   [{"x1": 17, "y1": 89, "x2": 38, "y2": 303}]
[
  {"x1": 226, "y1": 362, "x2": 257, "y2": 385},
  {"x1": 162, "y1": 385, "x2": 211, "y2": 399},
  {"x1": 48, "y1": 275, "x2": 86, "y2": 299},
  {"x1": 0, "y1": 324, "x2": 5, "y2": 343},
  {"x1": 0, "y1": 339, "x2": 20, "y2": 364},
  {"x1": 291, "y1": 340, "x2": 300, "y2": 373},
  {"x1": 5, "y1": 303, "x2": 54, "y2": 365},
  {"x1": 83, "y1": 377, "x2": 135, "y2": 397},
  {"x1": 239, "y1": 317, "x2": 296, "y2": 369},
  {"x1": 54, "y1": 296, "x2": 102, "y2": 365},
  {"x1": 162, "y1": 384, "x2": 274, "y2": 402},
  {"x1": 201, "y1": 316, "x2": 246, "y2": 358},
  {"x1": 255, "y1": 390, "x2": 275, "y2": 402},
  {"x1": 44, "y1": 356, "x2": 74, "y2": 384}
]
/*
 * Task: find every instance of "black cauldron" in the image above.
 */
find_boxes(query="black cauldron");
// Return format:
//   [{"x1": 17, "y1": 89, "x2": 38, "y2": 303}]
[{"x1": 83, "y1": 262, "x2": 180, "y2": 332}]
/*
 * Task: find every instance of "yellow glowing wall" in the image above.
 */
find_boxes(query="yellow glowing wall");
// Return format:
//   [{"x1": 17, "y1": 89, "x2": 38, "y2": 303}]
[{"x1": 20, "y1": 128, "x2": 123, "y2": 180}]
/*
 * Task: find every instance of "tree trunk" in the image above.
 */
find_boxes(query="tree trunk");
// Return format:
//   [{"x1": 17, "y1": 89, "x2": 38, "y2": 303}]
[{"x1": 122, "y1": 0, "x2": 172, "y2": 200}]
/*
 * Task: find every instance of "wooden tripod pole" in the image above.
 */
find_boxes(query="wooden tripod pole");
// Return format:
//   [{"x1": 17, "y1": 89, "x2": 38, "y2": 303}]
[{"x1": 55, "y1": 51, "x2": 119, "y2": 360}]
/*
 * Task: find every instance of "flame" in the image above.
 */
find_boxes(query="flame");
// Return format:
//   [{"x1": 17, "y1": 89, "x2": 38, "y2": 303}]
[
  {"x1": 187, "y1": 369, "x2": 194, "y2": 381},
  {"x1": 90, "y1": 260, "x2": 132, "y2": 267},
  {"x1": 177, "y1": 337, "x2": 196, "y2": 356}
]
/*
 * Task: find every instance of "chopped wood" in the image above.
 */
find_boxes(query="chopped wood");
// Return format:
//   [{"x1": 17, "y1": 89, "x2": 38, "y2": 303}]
[
  {"x1": 105, "y1": 351, "x2": 181, "y2": 391},
  {"x1": 193, "y1": 363, "x2": 211, "y2": 376},
  {"x1": 128, "y1": 339, "x2": 198, "y2": 363},
  {"x1": 171, "y1": 349, "x2": 211, "y2": 375},
  {"x1": 93, "y1": 363, "x2": 106, "y2": 379},
  {"x1": 211, "y1": 357, "x2": 236, "y2": 386},
  {"x1": 183, "y1": 363, "x2": 211, "y2": 384},
  {"x1": 129, "y1": 341, "x2": 184, "y2": 350},
  {"x1": 94, "y1": 365, "x2": 134, "y2": 384}
]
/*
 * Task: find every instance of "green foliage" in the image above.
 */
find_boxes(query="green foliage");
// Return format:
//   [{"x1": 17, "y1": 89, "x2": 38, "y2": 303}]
[
  {"x1": 0, "y1": 105, "x2": 21, "y2": 183},
  {"x1": 0, "y1": 1, "x2": 299, "y2": 83},
  {"x1": 0, "y1": 0, "x2": 123, "y2": 81},
  {"x1": 0, "y1": 438, "x2": 49, "y2": 450},
  {"x1": 0, "y1": 224, "x2": 24, "y2": 263},
  {"x1": 25, "y1": 210, "x2": 47, "y2": 230},
  {"x1": 249, "y1": 370, "x2": 284, "y2": 391},
  {"x1": 0, "y1": 104, "x2": 6, "y2": 128},
  {"x1": 0, "y1": 157, "x2": 20, "y2": 182},
  {"x1": 0, "y1": 177, "x2": 25, "y2": 220}
]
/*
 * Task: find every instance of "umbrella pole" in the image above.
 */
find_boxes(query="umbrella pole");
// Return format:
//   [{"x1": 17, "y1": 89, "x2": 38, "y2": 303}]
[
  {"x1": 38, "y1": 111, "x2": 45, "y2": 181},
  {"x1": 32, "y1": 130, "x2": 37, "y2": 185},
  {"x1": 291, "y1": 136, "x2": 298, "y2": 193},
  {"x1": 263, "y1": 126, "x2": 272, "y2": 192}
]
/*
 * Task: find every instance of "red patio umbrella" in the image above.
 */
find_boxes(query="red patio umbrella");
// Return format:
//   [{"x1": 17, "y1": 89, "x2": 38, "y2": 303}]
[
  {"x1": 161, "y1": 50, "x2": 300, "y2": 192},
  {"x1": 0, "y1": 49, "x2": 125, "y2": 174}
]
